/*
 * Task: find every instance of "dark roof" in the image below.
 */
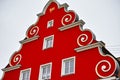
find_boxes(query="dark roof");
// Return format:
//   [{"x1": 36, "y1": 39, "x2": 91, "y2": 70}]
[{"x1": 102, "y1": 47, "x2": 120, "y2": 65}]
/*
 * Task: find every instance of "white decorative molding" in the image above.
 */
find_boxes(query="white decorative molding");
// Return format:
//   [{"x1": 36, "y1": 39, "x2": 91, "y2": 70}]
[
  {"x1": 95, "y1": 60, "x2": 113, "y2": 78},
  {"x1": 2, "y1": 64, "x2": 21, "y2": 72},
  {"x1": 37, "y1": 0, "x2": 69, "y2": 17},
  {"x1": 58, "y1": 20, "x2": 85, "y2": 31},
  {"x1": 19, "y1": 35, "x2": 39, "y2": 44},
  {"x1": 74, "y1": 41, "x2": 105, "y2": 52},
  {"x1": 9, "y1": 54, "x2": 22, "y2": 66},
  {"x1": 61, "y1": 14, "x2": 73, "y2": 25},
  {"x1": 59, "y1": 3, "x2": 69, "y2": 9},
  {"x1": 98, "y1": 76, "x2": 117, "y2": 80}
]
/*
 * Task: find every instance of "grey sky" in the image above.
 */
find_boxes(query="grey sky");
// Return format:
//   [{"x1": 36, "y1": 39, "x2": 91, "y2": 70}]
[{"x1": 0, "y1": 0, "x2": 120, "y2": 78}]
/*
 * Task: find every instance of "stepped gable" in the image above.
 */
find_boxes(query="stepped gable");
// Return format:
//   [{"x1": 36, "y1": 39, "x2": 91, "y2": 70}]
[{"x1": 1, "y1": 0, "x2": 119, "y2": 80}]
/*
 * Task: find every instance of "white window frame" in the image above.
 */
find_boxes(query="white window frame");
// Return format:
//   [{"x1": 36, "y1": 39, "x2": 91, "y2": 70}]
[
  {"x1": 61, "y1": 56, "x2": 76, "y2": 76},
  {"x1": 39, "y1": 62, "x2": 52, "y2": 80},
  {"x1": 43, "y1": 35, "x2": 54, "y2": 50},
  {"x1": 47, "y1": 20, "x2": 54, "y2": 28},
  {"x1": 19, "y1": 68, "x2": 31, "y2": 80}
]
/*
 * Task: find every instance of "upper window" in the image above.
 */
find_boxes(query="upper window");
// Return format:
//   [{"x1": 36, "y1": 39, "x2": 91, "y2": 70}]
[
  {"x1": 47, "y1": 20, "x2": 54, "y2": 28},
  {"x1": 43, "y1": 35, "x2": 54, "y2": 50},
  {"x1": 19, "y1": 68, "x2": 31, "y2": 80},
  {"x1": 39, "y1": 62, "x2": 52, "y2": 80},
  {"x1": 61, "y1": 56, "x2": 75, "y2": 76}
]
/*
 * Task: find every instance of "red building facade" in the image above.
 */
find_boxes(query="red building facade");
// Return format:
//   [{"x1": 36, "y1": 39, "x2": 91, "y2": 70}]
[{"x1": 1, "y1": 0, "x2": 120, "y2": 80}]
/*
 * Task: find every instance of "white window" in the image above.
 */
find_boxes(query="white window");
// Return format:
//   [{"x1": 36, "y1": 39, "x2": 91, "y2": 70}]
[
  {"x1": 47, "y1": 20, "x2": 54, "y2": 28},
  {"x1": 61, "y1": 56, "x2": 75, "y2": 76},
  {"x1": 39, "y1": 62, "x2": 52, "y2": 80},
  {"x1": 19, "y1": 68, "x2": 31, "y2": 80},
  {"x1": 43, "y1": 35, "x2": 54, "y2": 50}
]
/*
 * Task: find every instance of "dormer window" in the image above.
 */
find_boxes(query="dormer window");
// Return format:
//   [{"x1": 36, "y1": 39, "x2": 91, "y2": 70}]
[
  {"x1": 43, "y1": 35, "x2": 54, "y2": 50},
  {"x1": 47, "y1": 20, "x2": 54, "y2": 28}
]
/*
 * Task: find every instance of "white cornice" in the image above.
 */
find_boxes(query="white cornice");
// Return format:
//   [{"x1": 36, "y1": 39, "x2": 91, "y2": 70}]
[
  {"x1": 98, "y1": 76, "x2": 117, "y2": 80},
  {"x1": 74, "y1": 41, "x2": 105, "y2": 52},
  {"x1": 2, "y1": 64, "x2": 21, "y2": 72},
  {"x1": 19, "y1": 35, "x2": 39, "y2": 44},
  {"x1": 58, "y1": 20, "x2": 85, "y2": 31}
]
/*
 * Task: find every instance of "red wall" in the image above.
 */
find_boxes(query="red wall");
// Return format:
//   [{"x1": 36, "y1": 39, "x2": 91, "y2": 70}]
[{"x1": 2, "y1": 1, "x2": 118, "y2": 80}]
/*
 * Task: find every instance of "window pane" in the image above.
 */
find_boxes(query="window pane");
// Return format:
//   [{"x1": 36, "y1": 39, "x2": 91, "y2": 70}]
[
  {"x1": 22, "y1": 70, "x2": 30, "y2": 80},
  {"x1": 43, "y1": 35, "x2": 54, "y2": 50},
  {"x1": 46, "y1": 65, "x2": 50, "y2": 75},
  {"x1": 22, "y1": 72, "x2": 26, "y2": 80},
  {"x1": 62, "y1": 57, "x2": 75, "y2": 76},
  {"x1": 42, "y1": 67, "x2": 46, "y2": 75},
  {"x1": 47, "y1": 20, "x2": 54, "y2": 28},
  {"x1": 46, "y1": 38, "x2": 52, "y2": 48},
  {"x1": 41, "y1": 63, "x2": 51, "y2": 80},
  {"x1": 65, "y1": 61, "x2": 69, "y2": 74},
  {"x1": 70, "y1": 59, "x2": 74, "y2": 73}
]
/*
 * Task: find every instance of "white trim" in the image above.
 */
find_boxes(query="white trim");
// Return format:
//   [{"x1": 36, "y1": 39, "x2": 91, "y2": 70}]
[
  {"x1": 19, "y1": 35, "x2": 39, "y2": 44},
  {"x1": 9, "y1": 54, "x2": 22, "y2": 67},
  {"x1": 19, "y1": 68, "x2": 31, "y2": 80},
  {"x1": 2, "y1": 64, "x2": 21, "y2": 72},
  {"x1": 95, "y1": 54, "x2": 117, "y2": 78},
  {"x1": 37, "y1": 0, "x2": 69, "y2": 17},
  {"x1": 61, "y1": 14, "x2": 72, "y2": 25},
  {"x1": 43, "y1": 35, "x2": 54, "y2": 50},
  {"x1": 58, "y1": 20, "x2": 85, "y2": 31},
  {"x1": 98, "y1": 76, "x2": 116, "y2": 80},
  {"x1": 61, "y1": 56, "x2": 76, "y2": 76},
  {"x1": 39, "y1": 62, "x2": 52, "y2": 80},
  {"x1": 74, "y1": 41, "x2": 105, "y2": 52}
]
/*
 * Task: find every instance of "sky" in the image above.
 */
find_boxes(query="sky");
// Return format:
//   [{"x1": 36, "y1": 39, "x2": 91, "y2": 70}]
[{"x1": 0, "y1": 0, "x2": 120, "y2": 79}]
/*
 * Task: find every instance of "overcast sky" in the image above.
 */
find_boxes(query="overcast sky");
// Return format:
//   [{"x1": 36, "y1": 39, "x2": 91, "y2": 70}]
[{"x1": 0, "y1": 0, "x2": 120, "y2": 78}]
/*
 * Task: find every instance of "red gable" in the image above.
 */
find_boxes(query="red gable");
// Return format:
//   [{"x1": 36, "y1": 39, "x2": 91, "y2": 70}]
[{"x1": 1, "y1": 0, "x2": 119, "y2": 80}]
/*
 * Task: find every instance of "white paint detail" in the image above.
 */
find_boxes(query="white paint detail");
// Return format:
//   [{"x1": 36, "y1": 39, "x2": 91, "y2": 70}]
[
  {"x1": 30, "y1": 26, "x2": 39, "y2": 36},
  {"x1": 74, "y1": 41, "x2": 105, "y2": 52},
  {"x1": 2, "y1": 64, "x2": 21, "y2": 72},
  {"x1": 9, "y1": 54, "x2": 22, "y2": 66},
  {"x1": 95, "y1": 60, "x2": 112, "y2": 78},
  {"x1": 61, "y1": 14, "x2": 72, "y2": 25}
]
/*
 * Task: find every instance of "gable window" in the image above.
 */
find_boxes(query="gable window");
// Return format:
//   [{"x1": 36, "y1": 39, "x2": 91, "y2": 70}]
[
  {"x1": 47, "y1": 20, "x2": 54, "y2": 28},
  {"x1": 61, "y1": 56, "x2": 75, "y2": 76},
  {"x1": 19, "y1": 68, "x2": 31, "y2": 80},
  {"x1": 43, "y1": 35, "x2": 54, "y2": 50},
  {"x1": 39, "y1": 62, "x2": 52, "y2": 80}
]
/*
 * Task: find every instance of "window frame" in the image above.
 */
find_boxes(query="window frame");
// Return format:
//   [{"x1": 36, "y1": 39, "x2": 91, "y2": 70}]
[
  {"x1": 47, "y1": 20, "x2": 54, "y2": 28},
  {"x1": 43, "y1": 35, "x2": 54, "y2": 50},
  {"x1": 39, "y1": 62, "x2": 52, "y2": 80},
  {"x1": 61, "y1": 56, "x2": 76, "y2": 76},
  {"x1": 19, "y1": 68, "x2": 31, "y2": 80}
]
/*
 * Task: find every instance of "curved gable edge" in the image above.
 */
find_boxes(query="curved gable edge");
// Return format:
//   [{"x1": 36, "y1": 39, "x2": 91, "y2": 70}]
[{"x1": 37, "y1": 0, "x2": 69, "y2": 17}]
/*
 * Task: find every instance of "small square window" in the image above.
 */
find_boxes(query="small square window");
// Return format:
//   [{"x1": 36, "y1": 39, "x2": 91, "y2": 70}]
[
  {"x1": 39, "y1": 62, "x2": 52, "y2": 80},
  {"x1": 61, "y1": 56, "x2": 75, "y2": 76},
  {"x1": 19, "y1": 68, "x2": 31, "y2": 80},
  {"x1": 43, "y1": 35, "x2": 54, "y2": 50},
  {"x1": 47, "y1": 20, "x2": 54, "y2": 28}
]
